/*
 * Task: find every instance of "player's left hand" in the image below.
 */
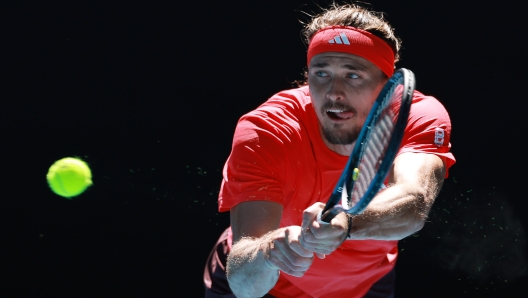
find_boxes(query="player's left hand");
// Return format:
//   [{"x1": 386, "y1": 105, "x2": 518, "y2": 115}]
[{"x1": 300, "y1": 202, "x2": 349, "y2": 256}]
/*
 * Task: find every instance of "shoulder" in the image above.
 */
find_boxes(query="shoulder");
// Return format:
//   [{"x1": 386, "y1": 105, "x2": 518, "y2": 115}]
[
  {"x1": 219, "y1": 87, "x2": 313, "y2": 210},
  {"x1": 404, "y1": 90, "x2": 452, "y2": 142},
  {"x1": 399, "y1": 90, "x2": 456, "y2": 174},
  {"x1": 233, "y1": 86, "x2": 312, "y2": 146},
  {"x1": 408, "y1": 90, "x2": 451, "y2": 126},
  {"x1": 249, "y1": 86, "x2": 311, "y2": 123}
]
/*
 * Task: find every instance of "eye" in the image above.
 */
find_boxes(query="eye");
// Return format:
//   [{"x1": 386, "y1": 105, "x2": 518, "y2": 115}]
[
  {"x1": 315, "y1": 71, "x2": 329, "y2": 77},
  {"x1": 347, "y1": 73, "x2": 359, "y2": 79}
]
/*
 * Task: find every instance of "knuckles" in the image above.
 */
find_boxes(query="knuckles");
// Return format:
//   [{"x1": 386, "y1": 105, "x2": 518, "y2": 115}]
[{"x1": 266, "y1": 220, "x2": 346, "y2": 275}]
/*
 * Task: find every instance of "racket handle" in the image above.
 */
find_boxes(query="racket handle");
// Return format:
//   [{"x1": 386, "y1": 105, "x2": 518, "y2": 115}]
[
  {"x1": 318, "y1": 207, "x2": 342, "y2": 223},
  {"x1": 317, "y1": 209, "x2": 353, "y2": 240}
]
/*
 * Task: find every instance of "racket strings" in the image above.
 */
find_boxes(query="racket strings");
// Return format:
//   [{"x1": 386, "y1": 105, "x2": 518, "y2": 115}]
[
  {"x1": 348, "y1": 90, "x2": 400, "y2": 208},
  {"x1": 324, "y1": 70, "x2": 413, "y2": 219}
]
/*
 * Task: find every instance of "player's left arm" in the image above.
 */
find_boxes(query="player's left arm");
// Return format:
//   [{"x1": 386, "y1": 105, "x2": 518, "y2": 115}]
[
  {"x1": 300, "y1": 152, "x2": 445, "y2": 252},
  {"x1": 347, "y1": 151, "x2": 446, "y2": 240}
]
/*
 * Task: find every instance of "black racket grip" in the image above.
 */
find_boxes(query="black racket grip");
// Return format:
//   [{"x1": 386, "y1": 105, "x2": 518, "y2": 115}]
[{"x1": 320, "y1": 207, "x2": 342, "y2": 223}]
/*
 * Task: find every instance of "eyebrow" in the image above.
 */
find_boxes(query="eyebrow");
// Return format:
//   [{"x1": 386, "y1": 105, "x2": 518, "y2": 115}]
[
  {"x1": 311, "y1": 62, "x2": 330, "y2": 68},
  {"x1": 342, "y1": 63, "x2": 367, "y2": 71},
  {"x1": 311, "y1": 62, "x2": 367, "y2": 71}
]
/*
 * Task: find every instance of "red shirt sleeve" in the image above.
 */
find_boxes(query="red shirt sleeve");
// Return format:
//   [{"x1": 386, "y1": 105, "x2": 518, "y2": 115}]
[
  {"x1": 398, "y1": 91, "x2": 456, "y2": 177},
  {"x1": 218, "y1": 92, "x2": 305, "y2": 212}
]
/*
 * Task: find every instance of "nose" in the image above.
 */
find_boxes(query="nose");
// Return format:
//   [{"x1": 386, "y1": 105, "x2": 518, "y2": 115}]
[{"x1": 326, "y1": 77, "x2": 346, "y2": 101}]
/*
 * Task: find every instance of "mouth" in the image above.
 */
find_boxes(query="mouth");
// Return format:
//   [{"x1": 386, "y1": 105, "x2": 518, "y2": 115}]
[{"x1": 326, "y1": 109, "x2": 355, "y2": 121}]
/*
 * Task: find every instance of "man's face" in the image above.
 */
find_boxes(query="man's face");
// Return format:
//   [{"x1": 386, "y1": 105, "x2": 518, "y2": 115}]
[{"x1": 308, "y1": 52, "x2": 387, "y2": 145}]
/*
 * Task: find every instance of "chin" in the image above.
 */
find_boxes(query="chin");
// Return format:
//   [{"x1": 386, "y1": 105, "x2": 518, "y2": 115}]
[{"x1": 322, "y1": 126, "x2": 359, "y2": 145}]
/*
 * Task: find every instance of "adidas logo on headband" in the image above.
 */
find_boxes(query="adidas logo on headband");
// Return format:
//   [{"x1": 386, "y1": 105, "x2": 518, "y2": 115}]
[
  {"x1": 328, "y1": 33, "x2": 350, "y2": 45},
  {"x1": 307, "y1": 26, "x2": 395, "y2": 76}
]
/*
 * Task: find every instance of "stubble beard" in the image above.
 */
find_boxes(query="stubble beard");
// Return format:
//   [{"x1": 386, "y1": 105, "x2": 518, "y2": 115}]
[
  {"x1": 319, "y1": 102, "x2": 362, "y2": 145},
  {"x1": 321, "y1": 123, "x2": 361, "y2": 145}
]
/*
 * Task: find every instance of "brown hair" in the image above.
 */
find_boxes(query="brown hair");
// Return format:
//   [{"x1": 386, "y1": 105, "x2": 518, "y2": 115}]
[{"x1": 302, "y1": 3, "x2": 402, "y2": 63}]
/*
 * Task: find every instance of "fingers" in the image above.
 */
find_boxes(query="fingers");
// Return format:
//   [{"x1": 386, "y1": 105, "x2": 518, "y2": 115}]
[
  {"x1": 314, "y1": 252, "x2": 326, "y2": 259},
  {"x1": 300, "y1": 203, "x2": 348, "y2": 255},
  {"x1": 306, "y1": 216, "x2": 345, "y2": 239},
  {"x1": 264, "y1": 202, "x2": 349, "y2": 277},
  {"x1": 285, "y1": 228, "x2": 315, "y2": 258},
  {"x1": 266, "y1": 227, "x2": 314, "y2": 277},
  {"x1": 301, "y1": 225, "x2": 343, "y2": 255},
  {"x1": 301, "y1": 202, "x2": 326, "y2": 230}
]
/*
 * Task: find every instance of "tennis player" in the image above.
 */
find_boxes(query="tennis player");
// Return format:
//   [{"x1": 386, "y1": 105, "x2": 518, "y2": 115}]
[{"x1": 204, "y1": 3, "x2": 455, "y2": 297}]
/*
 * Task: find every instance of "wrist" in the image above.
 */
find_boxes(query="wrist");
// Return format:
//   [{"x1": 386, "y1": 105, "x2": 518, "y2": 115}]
[{"x1": 260, "y1": 240, "x2": 277, "y2": 270}]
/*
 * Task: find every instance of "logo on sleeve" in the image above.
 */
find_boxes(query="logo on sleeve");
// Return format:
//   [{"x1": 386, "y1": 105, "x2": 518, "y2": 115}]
[{"x1": 434, "y1": 128, "x2": 445, "y2": 147}]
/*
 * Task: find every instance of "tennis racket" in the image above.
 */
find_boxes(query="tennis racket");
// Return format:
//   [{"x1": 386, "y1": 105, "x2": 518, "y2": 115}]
[{"x1": 319, "y1": 68, "x2": 415, "y2": 223}]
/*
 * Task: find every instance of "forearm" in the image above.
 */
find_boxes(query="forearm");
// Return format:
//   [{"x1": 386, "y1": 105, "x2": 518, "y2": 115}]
[
  {"x1": 348, "y1": 181, "x2": 439, "y2": 240},
  {"x1": 226, "y1": 232, "x2": 280, "y2": 298},
  {"x1": 346, "y1": 153, "x2": 445, "y2": 240}
]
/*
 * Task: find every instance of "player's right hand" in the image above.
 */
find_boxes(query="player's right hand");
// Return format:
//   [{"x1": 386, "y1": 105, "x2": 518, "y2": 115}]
[
  {"x1": 300, "y1": 202, "x2": 349, "y2": 255},
  {"x1": 263, "y1": 226, "x2": 315, "y2": 277}
]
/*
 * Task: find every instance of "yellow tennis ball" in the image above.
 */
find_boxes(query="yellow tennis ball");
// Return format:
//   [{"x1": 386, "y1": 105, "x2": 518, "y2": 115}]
[{"x1": 46, "y1": 157, "x2": 93, "y2": 199}]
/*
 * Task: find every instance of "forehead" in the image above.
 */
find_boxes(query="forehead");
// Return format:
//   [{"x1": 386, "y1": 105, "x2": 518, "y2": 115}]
[{"x1": 309, "y1": 52, "x2": 378, "y2": 71}]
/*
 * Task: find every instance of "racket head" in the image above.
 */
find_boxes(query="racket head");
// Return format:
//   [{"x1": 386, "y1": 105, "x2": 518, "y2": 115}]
[{"x1": 321, "y1": 68, "x2": 415, "y2": 222}]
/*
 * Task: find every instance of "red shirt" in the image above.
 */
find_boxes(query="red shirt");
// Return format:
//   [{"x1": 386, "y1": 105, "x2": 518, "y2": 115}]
[{"x1": 218, "y1": 86, "x2": 455, "y2": 297}]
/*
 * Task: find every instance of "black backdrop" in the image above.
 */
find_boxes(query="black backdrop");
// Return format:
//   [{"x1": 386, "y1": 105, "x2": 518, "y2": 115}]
[{"x1": 2, "y1": 0, "x2": 527, "y2": 296}]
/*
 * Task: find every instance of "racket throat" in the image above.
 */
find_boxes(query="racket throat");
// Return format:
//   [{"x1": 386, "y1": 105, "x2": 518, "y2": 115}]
[{"x1": 341, "y1": 183, "x2": 352, "y2": 209}]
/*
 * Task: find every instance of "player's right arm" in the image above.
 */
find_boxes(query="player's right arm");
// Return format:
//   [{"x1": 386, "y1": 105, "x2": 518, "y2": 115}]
[{"x1": 226, "y1": 201, "x2": 315, "y2": 298}]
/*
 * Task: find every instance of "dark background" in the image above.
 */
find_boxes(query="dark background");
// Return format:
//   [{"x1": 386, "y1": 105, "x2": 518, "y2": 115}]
[{"x1": 2, "y1": 0, "x2": 527, "y2": 296}]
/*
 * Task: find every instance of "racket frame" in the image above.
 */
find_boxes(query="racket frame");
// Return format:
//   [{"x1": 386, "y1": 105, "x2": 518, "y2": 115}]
[{"x1": 320, "y1": 68, "x2": 415, "y2": 222}]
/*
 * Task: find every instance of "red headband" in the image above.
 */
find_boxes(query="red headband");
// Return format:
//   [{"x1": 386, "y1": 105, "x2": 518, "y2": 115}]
[{"x1": 307, "y1": 26, "x2": 395, "y2": 77}]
